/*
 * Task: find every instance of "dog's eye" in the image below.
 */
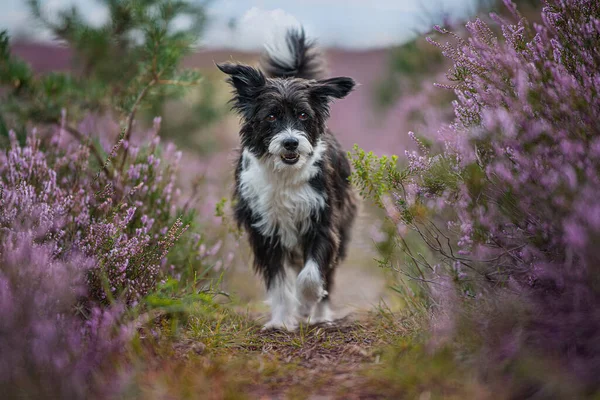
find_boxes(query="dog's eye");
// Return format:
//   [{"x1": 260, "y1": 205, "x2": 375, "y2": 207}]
[
  {"x1": 298, "y1": 112, "x2": 309, "y2": 121},
  {"x1": 266, "y1": 114, "x2": 277, "y2": 122}
]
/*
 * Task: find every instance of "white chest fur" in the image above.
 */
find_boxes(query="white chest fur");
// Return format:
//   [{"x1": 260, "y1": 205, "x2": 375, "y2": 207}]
[{"x1": 239, "y1": 144, "x2": 327, "y2": 249}]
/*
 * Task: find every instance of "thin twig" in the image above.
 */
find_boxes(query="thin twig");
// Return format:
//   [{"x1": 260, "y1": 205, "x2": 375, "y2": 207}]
[
  {"x1": 62, "y1": 124, "x2": 112, "y2": 179},
  {"x1": 94, "y1": 128, "x2": 125, "y2": 185},
  {"x1": 157, "y1": 78, "x2": 203, "y2": 87},
  {"x1": 117, "y1": 78, "x2": 157, "y2": 172},
  {"x1": 397, "y1": 234, "x2": 429, "y2": 280}
]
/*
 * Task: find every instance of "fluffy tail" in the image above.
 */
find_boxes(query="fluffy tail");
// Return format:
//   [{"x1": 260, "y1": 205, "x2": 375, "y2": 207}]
[{"x1": 261, "y1": 28, "x2": 325, "y2": 80}]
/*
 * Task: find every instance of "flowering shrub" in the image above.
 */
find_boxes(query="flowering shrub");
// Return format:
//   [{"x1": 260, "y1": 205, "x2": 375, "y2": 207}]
[
  {"x1": 353, "y1": 0, "x2": 600, "y2": 393},
  {"x1": 0, "y1": 122, "x2": 191, "y2": 304},
  {"x1": 0, "y1": 111, "x2": 230, "y2": 394},
  {"x1": 0, "y1": 1, "x2": 227, "y2": 392},
  {"x1": 0, "y1": 229, "x2": 130, "y2": 398}
]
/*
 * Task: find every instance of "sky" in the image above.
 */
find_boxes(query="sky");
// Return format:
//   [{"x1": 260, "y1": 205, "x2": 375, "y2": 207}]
[{"x1": 0, "y1": 0, "x2": 481, "y2": 49}]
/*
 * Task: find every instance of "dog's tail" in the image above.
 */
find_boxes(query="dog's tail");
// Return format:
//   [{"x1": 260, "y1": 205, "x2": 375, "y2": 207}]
[{"x1": 261, "y1": 28, "x2": 325, "y2": 80}]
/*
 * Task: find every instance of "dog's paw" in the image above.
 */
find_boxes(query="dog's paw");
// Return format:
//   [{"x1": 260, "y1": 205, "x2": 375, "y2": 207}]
[
  {"x1": 297, "y1": 302, "x2": 314, "y2": 320},
  {"x1": 297, "y1": 289, "x2": 328, "y2": 322},
  {"x1": 310, "y1": 300, "x2": 334, "y2": 325},
  {"x1": 296, "y1": 261, "x2": 326, "y2": 303},
  {"x1": 261, "y1": 318, "x2": 298, "y2": 332}
]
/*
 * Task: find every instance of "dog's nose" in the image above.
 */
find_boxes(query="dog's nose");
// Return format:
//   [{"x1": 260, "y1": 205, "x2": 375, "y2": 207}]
[{"x1": 282, "y1": 137, "x2": 299, "y2": 151}]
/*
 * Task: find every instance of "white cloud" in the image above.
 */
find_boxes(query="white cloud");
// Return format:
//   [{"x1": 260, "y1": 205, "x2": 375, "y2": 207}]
[
  {"x1": 201, "y1": 7, "x2": 303, "y2": 50},
  {"x1": 2, "y1": 0, "x2": 481, "y2": 49}
]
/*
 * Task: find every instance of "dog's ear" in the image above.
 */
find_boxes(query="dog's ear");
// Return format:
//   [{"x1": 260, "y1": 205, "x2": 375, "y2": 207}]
[
  {"x1": 311, "y1": 77, "x2": 355, "y2": 100},
  {"x1": 217, "y1": 62, "x2": 266, "y2": 116}
]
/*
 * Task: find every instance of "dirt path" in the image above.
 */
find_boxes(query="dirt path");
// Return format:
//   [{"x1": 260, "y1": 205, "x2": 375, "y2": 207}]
[
  {"x1": 159, "y1": 312, "x2": 401, "y2": 400},
  {"x1": 243, "y1": 317, "x2": 388, "y2": 400}
]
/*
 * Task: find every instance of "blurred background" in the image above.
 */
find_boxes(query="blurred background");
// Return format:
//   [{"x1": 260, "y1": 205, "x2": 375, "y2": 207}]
[
  {"x1": 0, "y1": 0, "x2": 538, "y2": 314},
  {"x1": 3, "y1": 0, "x2": 510, "y2": 155}
]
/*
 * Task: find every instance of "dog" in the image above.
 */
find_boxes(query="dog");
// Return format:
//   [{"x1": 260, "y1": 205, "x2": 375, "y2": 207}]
[{"x1": 217, "y1": 28, "x2": 357, "y2": 331}]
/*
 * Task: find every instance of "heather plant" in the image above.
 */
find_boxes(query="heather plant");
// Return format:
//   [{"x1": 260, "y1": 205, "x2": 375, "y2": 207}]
[
  {"x1": 0, "y1": 4, "x2": 231, "y2": 390},
  {"x1": 0, "y1": 68, "x2": 224, "y2": 400},
  {"x1": 0, "y1": 118, "x2": 221, "y2": 304},
  {"x1": 0, "y1": 2, "x2": 247, "y2": 397},
  {"x1": 0, "y1": 0, "x2": 226, "y2": 300},
  {"x1": 0, "y1": 223, "x2": 130, "y2": 398},
  {"x1": 353, "y1": 0, "x2": 600, "y2": 394}
]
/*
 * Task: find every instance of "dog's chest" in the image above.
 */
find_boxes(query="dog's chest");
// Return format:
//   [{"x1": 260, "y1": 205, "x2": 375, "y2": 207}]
[{"x1": 239, "y1": 155, "x2": 325, "y2": 249}]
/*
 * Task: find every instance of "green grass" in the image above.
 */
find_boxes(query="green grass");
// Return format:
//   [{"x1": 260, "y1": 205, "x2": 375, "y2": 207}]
[
  {"x1": 109, "y1": 293, "x2": 439, "y2": 399},
  {"x1": 101, "y1": 215, "x2": 504, "y2": 400}
]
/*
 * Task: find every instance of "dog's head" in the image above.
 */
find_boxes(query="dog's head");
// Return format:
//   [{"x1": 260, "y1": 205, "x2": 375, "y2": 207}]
[{"x1": 217, "y1": 62, "x2": 355, "y2": 169}]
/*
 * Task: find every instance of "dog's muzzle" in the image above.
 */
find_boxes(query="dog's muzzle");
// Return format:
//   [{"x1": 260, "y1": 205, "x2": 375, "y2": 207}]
[
  {"x1": 269, "y1": 129, "x2": 312, "y2": 167},
  {"x1": 280, "y1": 137, "x2": 300, "y2": 164}
]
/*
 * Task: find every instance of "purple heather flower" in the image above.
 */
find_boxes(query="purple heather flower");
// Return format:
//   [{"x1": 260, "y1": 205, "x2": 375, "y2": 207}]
[{"x1": 400, "y1": 0, "x2": 600, "y2": 390}]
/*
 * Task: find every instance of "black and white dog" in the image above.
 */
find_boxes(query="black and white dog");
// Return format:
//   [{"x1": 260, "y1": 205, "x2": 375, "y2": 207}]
[{"x1": 217, "y1": 28, "x2": 357, "y2": 330}]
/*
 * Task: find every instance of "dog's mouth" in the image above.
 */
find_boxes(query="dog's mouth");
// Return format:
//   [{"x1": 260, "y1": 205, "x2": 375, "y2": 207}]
[{"x1": 280, "y1": 152, "x2": 300, "y2": 165}]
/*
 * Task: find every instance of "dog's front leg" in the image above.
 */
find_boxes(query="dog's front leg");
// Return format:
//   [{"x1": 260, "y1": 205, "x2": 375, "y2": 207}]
[
  {"x1": 264, "y1": 269, "x2": 299, "y2": 331},
  {"x1": 297, "y1": 229, "x2": 335, "y2": 322},
  {"x1": 251, "y1": 234, "x2": 298, "y2": 331}
]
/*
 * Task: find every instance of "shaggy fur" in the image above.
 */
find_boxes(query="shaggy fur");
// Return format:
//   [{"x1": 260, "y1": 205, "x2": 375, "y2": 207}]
[{"x1": 217, "y1": 28, "x2": 357, "y2": 330}]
